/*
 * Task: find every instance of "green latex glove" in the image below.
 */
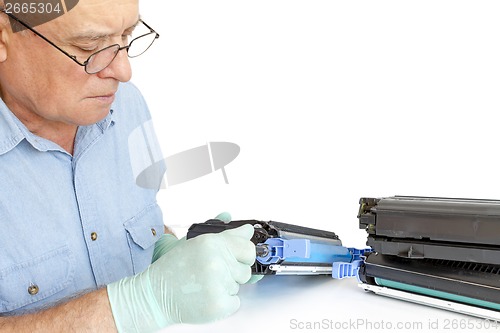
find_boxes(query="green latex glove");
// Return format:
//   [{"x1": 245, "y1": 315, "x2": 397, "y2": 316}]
[
  {"x1": 215, "y1": 212, "x2": 263, "y2": 284},
  {"x1": 214, "y1": 211, "x2": 232, "y2": 223},
  {"x1": 151, "y1": 234, "x2": 179, "y2": 263},
  {"x1": 107, "y1": 224, "x2": 255, "y2": 333},
  {"x1": 151, "y1": 213, "x2": 231, "y2": 263}
]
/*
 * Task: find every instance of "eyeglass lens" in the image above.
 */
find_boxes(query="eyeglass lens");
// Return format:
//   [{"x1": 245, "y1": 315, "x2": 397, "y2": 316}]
[{"x1": 86, "y1": 28, "x2": 158, "y2": 74}]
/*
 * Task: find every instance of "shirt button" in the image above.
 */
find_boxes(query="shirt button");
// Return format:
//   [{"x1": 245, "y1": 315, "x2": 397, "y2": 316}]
[
  {"x1": 91, "y1": 232, "x2": 98, "y2": 241},
  {"x1": 28, "y1": 284, "x2": 39, "y2": 296},
  {"x1": 151, "y1": 228, "x2": 157, "y2": 236}
]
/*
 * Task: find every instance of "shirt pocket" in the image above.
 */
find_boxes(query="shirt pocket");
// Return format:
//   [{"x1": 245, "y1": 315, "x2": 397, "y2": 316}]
[
  {"x1": 0, "y1": 246, "x2": 75, "y2": 313},
  {"x1": 123, "y1": 202, "x2": 164, "y2": 274}
]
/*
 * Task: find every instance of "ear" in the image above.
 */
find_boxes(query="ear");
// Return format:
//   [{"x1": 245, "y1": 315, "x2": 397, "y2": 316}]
[{"x1": 0, "y1": 21, "x2": 10, "y2": 62}]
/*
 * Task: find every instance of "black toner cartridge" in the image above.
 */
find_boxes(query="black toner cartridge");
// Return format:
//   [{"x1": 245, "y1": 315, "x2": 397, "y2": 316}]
[
  {"x1": 187, "y1": 219, "x2": 368, "y2": 276},
  {"x1": 357, "y1": 196, "x2": 500, "y2": 321},
  {"x1": 358, "y1": 196, "x2": 500, "y2": 264},
  {"x1": 358, "y1": 253, "x2": 500, "y2": 321},
  {"x1": 185, "y1": 196, "x2": 500, "y2": 321}
]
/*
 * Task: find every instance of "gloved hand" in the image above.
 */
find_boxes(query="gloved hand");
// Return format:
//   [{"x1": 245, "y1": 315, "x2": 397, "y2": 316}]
[
  {"x1": 152, "y1": 213, "x2": 232, "y2": 263},
  {"x1": 214, "y1": 211, "x2": 232, "y2": 223},
  {"x1": 107, "y1": 224, "x2": 255, "y2": 333},
  {"x1": 215, "y1": 212, "x2": 264, "y2": 284},
  {"x1": 151, "y1": 233, "x2": 179, "y2": 263}
]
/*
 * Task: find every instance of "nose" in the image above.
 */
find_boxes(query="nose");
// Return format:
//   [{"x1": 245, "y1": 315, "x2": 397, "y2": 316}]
[{"x1": 97, "y1": 48, "x2": 132, "y2": 82}]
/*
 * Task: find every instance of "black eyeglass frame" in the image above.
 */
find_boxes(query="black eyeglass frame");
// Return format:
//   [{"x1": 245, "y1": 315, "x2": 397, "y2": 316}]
[{"x1": 0, "y1": 9, "x2": 160, "y2": 74}]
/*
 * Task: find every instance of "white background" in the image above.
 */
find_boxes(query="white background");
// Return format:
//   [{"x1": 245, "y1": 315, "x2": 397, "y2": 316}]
[{"x1": 131, "y1": 1, "x2": 500, "y2": 332}]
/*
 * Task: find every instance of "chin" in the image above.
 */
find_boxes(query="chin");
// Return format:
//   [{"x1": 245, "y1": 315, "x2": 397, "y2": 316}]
[{"x1": 76, "y1": 107, "x2": 112, "y2": 126}]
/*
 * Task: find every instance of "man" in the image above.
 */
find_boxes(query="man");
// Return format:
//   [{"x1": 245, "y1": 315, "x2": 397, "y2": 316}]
[{"x1": 0, "y1": 0, "x2": 256, "y2": 332}]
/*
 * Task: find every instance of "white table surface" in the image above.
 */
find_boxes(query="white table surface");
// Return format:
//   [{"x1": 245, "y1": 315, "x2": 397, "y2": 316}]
[{"x1": 161, "y1": 271, "x2": 499, "y2": 333}]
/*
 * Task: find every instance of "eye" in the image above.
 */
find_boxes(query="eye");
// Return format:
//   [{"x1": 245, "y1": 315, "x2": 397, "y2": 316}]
[
  {"x1": 79, "y1": 47, "x2": 98, "y2": 52},
  {"x1": 75, "y1": 44, "x2": 99, "y2": 53}
]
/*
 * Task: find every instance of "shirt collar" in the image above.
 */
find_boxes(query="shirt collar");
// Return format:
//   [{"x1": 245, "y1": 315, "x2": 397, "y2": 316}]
[
  {"x1": 0, "y1": 98, "x2": 115, "y2": 156},
  {"x1": 0, "y1": 98, "x2": 26, "y2": 156}
]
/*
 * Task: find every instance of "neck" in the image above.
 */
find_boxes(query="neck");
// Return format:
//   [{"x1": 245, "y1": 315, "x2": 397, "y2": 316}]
[
  {"x1": 8, "y1": 103, "x2": 78, "y2": 155},
  {"x1": 35, "y1": 124, "x2": 78, "y2": 155}
]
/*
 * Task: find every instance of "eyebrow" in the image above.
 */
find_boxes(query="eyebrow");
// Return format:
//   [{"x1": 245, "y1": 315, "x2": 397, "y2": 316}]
[{"x1": 67, "y1": 19, "x2": 141, "y2": 42}]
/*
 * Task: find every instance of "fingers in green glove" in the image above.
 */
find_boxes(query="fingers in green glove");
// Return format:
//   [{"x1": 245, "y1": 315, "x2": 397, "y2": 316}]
[
  {"x1": 214, "y1": 212, "x2": 232, "y2": 223},
  {"x1": 152, "y1": 234, "x2": 180, "y2": 263},
  {"x1": 246, "y1": 274, "x2": 264, "y2": 284}
]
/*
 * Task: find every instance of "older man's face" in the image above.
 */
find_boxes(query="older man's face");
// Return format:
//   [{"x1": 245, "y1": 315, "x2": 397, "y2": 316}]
[{"x1": 0, "y1": 0, "x2": 139, "y2": 127}]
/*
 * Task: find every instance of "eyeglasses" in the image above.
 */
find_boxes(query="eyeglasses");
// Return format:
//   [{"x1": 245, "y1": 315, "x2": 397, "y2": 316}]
[{"x1": 0, "y1": 10, "x2": 160, "y2": 74}]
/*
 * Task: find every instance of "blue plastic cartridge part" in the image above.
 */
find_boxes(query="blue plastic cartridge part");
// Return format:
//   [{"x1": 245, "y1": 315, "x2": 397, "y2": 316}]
[
  {"x1": 332, "y1": 248, "x2": 371, "y2": 279},
  {"x1": 256, "y1": 238, "x2": 369, "y2": 270},
  {"x1": 256, "y1": 238, "x2": 311, "y2": 264}
]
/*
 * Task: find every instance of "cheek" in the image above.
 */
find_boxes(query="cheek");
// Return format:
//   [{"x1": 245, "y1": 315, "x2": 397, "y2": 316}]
[
  {"x1": 32, "y1": 74, "x2": 82, "y2": 109},
  {"x1": 21, "y1": 54, "x2": 85, "y2": 100},
  {"x1": 6, "y1": 38, "x2": 111, "y2": 125},
  {"x1": 32, "y1": 73, "x2": 110, "y2": 125}
]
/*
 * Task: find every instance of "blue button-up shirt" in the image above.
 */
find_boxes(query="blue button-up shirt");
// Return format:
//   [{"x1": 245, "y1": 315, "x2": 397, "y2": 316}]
[{"x1": 0, "y1": 82, "x2": 165, "y2": 314}]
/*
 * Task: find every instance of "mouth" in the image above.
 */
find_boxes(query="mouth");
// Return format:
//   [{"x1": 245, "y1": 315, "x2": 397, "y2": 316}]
[{"x1": 88, "y1": 92, "x2": 116, "y2": 105}]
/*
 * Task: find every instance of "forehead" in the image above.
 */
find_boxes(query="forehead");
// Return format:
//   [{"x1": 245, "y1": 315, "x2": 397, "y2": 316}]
[{"x1": 45, "y1": 0, "x2": 139, "y2": 37}]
